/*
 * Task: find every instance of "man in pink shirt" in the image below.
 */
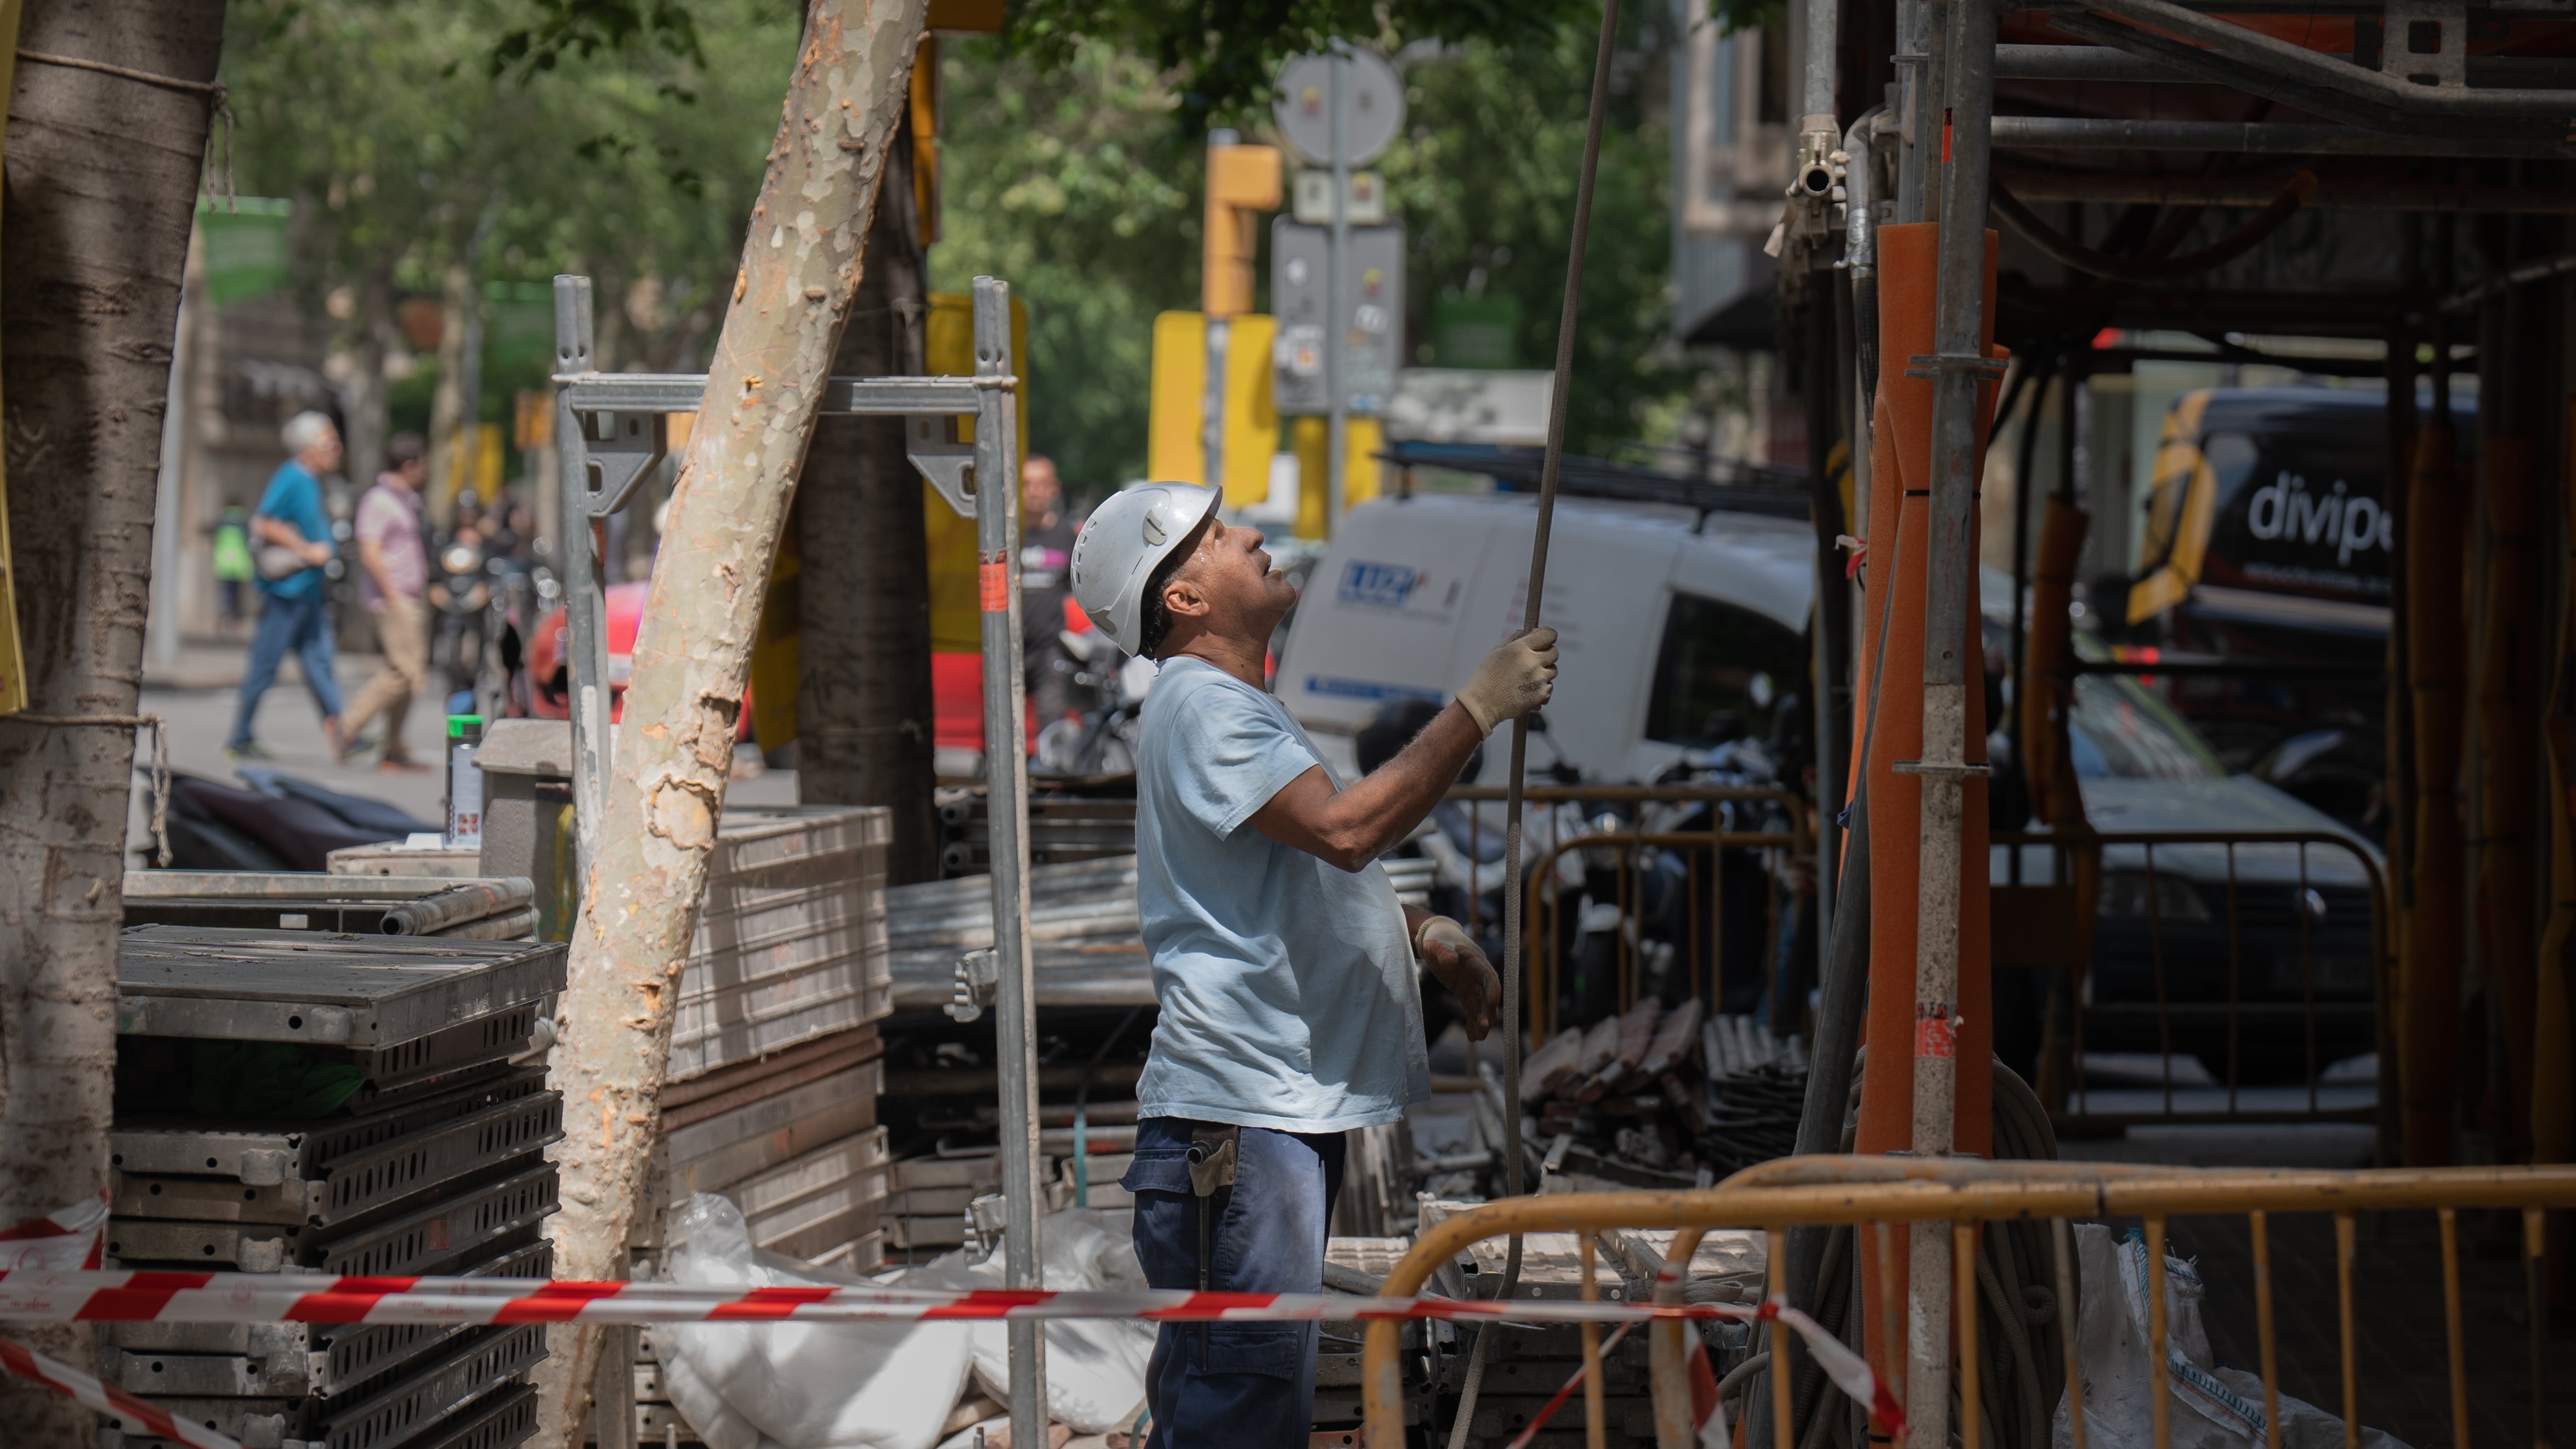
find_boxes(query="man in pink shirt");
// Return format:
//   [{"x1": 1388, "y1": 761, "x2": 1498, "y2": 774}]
[{"x1": 340, "y1": 433, "x2": 432, "y2": 771}]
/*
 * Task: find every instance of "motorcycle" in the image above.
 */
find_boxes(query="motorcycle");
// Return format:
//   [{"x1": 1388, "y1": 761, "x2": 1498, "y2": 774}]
[
  {"x1": 1032, "y1": 621, "x2": 1152, "y2": 777},
  {"x1": 426, "y1": 536, "x2": 490, "y2": 704},
  {"x1": 474, "y1": 553, "x2": 554, "y2": 723}
]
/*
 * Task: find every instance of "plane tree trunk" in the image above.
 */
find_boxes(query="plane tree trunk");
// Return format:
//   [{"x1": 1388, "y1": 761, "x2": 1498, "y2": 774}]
[
  {"x1": 0, "y1": 0, "x2": 228, "y2": 1436},
  {"x1": 532, "y1": 4, "x2": 929, "y2": 1443}
]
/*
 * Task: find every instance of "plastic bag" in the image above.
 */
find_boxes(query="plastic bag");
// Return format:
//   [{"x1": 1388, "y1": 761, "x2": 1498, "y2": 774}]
[
  {"x1": 656, "y1": 1195, "x2": 1153, "y2": 1449},
  {"x1": 958, "y1": 1207, "x2": 1155, "y2": 1433},
  {"x1": 657, "y1": 1195, "x2": 973, "y2": 1449},
  {"x1": 2051, "y1": 1223, "x2": 2410, "y2": 1449}
]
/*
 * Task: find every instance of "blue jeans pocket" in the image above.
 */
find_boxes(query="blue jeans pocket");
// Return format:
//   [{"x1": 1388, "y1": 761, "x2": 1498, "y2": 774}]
[{"x1": 1199, "y1": 1322, "x2": 1304, "y2": 1379}]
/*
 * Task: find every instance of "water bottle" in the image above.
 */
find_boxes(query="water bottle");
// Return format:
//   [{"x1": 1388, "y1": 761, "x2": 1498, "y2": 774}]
[{"x1": 446, "y1": 714, "x2": 484, "y2": 849}]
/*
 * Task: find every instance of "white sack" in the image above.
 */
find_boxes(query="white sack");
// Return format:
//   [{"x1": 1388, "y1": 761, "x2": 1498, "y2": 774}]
[
  {"x1": 656, "y1": 1195, "x2": 1153, "y2": 1449},
  {"x1": 2051, "y1": 1222, "x2": 2408, "y2": 1449}
]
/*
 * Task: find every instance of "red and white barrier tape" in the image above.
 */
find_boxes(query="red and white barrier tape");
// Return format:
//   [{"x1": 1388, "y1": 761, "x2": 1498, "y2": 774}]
[
  {"x1": 0, "y1": 1338, "x2": 239, "y2": 1449},
  {"x1": 0, "y1": 1270, "x2": 1904, "y2": 1437},
  {"x1": 0, "y1": 1192, "x2": 106, "y2": 1272}
]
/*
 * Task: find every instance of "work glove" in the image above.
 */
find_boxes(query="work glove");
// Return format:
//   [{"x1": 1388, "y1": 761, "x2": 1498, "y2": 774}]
[
  {"x1": 1414, "y1": 915, "x2": 1499, "y2": 1041},
  {"x1": 1455, "y1": 627, "x2": 1559, "y2": 737}
]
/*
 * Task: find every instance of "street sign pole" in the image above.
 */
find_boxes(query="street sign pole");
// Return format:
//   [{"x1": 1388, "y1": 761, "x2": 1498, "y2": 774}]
[
  {"x1": 1326, "y1": 49, "x2": 1348, "y2": 533},
  {"x1": 1204, "y1": 129, "x2": 1235, "y2": 496}
]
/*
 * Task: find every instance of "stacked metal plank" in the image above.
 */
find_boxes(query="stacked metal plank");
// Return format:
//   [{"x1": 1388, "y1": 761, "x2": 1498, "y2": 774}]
[
  {"x1": 668, "y1": 807, "x2": 892, "y2": 1079},
  {"x1": 887, "y1": 853, "x2": 1435, "y2": 1010},
  {"x1": 101, "y1": 925, "x2": 568, "y2": 1449},
  {"x1": 122, "y1": 871, "x2": 539, "y2": 941},
  {"x1": 613, "y1": 806, "x2": 894, "y2": 1449}
]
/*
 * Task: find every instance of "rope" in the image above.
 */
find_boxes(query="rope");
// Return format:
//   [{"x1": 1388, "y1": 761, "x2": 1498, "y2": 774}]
[
  {"x1": 14, "y1": 49, "x2": 234, "y2": 212},
  {"x1": 0, "y1": 713, "x2": 170, "y2": 867},
  {"x1": 1453, "y1": 2, "x2": 1619, "y2": 1445}
]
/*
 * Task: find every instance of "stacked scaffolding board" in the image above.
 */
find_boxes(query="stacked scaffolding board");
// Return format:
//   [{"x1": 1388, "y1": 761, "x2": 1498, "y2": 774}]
[
  {"x1": 886, "y1": 852, "x2": 1434, "y2": 1010},
  {"x1": 668, "y1": 808, "x2": 893, "y2": 1079},
  {"x1": 100, "y1": 925, "x2": 568, "y2": 1449},
  {"x1": 121, "y1": 872, "x2": 540, "y2": 941},
  {"x1": 609, "y1": 806, "x2": 894, "y2": 1448}
]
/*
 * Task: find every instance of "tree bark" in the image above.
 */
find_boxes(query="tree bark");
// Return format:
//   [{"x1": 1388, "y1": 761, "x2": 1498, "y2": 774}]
[
  {"x1": 533, "y1": 4, "x2": 928, "y2": 1443},
  {"x1": 0, "y1": 1, "x2": 226, "y2": 1436},
  {"x1": 797, "y1": 102, "x2": 940, "y2": 884},
  {"x1": 425, "y1": 262, "x2": 470, "y2": 529}
]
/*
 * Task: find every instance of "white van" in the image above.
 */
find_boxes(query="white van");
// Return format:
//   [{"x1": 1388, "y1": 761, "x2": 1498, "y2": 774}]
[{"x1": 1275, "y1": 493, "x2": 1818, "y2": 783}]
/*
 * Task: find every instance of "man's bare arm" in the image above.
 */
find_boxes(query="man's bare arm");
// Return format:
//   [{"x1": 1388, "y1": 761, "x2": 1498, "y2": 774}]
[
  {"x1": 1246, "y1": 703, "x2": 1484, "y2": 871},
  {"x1": 358, "y1": 535, "x2": 396, "y2": 600}
]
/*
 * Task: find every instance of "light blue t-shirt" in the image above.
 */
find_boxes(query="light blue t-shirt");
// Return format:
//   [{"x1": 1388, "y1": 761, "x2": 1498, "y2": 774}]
[{"x1": 1133, "y1": 657, "x2": 1430, "y2": 1132}]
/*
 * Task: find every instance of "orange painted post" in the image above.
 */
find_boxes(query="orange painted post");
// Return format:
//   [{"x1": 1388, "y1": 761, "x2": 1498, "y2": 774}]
[{"x1": 1851, "y1": 219, "x2": 2001, "y2": 1390}]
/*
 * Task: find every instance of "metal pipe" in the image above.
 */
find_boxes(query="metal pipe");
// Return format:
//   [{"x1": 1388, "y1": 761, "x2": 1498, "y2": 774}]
[
  {"x1": 1894, "y1": 0, "x2": 1933, "y2": 222},
  {"x1": 552, "y1": 276, "x2": 610, "y2": 881},
  {"x1": 1904, "y1": 0, "x2": 1998, "y2": 1431},
  {"x1": 2065, "y1": 0, "x2": 2576, "y2": 117},
  {"x1": 2002, "y1": 41, "x2": 2576, "y2": 87},
  {"x1": 1327, "y1": 49, "x2": 1348, "y2": 533},
  {"x1": 1994, "y1": 171, "x2": 2576, "y2": 213},
  {"x1": 971, "y1": 275, "x2": 1046, "y2": 1448},
  {"x1": 1437, "y1": 13, "x2": 1621, "y2": 1446},
  {"x1": 1796, "y1": 0, "x2": 1841, "y2": 201},
  {"x1": 1992, "y1": 115, "x2": 2575, "y2": 157}
]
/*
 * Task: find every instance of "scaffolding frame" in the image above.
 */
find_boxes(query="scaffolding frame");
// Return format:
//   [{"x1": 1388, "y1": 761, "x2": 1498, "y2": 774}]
[{"x1": 548, "y1": 275, "x2": 1049, "y2": 1443}]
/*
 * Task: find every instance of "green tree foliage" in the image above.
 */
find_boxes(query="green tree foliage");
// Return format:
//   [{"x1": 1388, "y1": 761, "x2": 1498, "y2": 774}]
[
  {"x1": 1378, "y1": 16, "x2": 1688, "y2": 462},
  {"x1": 1000, "y1": 1, "x2": 1588, "y2": 134},
  {"x1": 933, "y1": 8, "x2": 1688, "y2": 489},
  {"x1": 221, "y1": 0, "x2": 801, "y2": 416},
  {"x1": 928, "y1": 38, "x2": 1196, "y2": 497}
]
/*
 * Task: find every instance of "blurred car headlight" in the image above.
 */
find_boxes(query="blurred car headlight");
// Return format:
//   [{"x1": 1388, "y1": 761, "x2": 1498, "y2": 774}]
[{"x1": 2098, "y1": 869, "x2": 2212, "y2": 923}]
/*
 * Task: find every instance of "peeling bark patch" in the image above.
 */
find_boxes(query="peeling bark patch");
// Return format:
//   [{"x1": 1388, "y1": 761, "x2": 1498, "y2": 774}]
[
  {"x1": 648, "y1": 780, "x2": 717, "y2": 851},
  {"x1": 694, "y1": 694, "x2": 742, "y2": 769}
]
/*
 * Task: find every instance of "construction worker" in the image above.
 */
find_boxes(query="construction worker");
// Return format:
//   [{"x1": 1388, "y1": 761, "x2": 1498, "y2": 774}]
[{"x1": 1069, "y1": 482, "x2": 1556, "y2": 1446}]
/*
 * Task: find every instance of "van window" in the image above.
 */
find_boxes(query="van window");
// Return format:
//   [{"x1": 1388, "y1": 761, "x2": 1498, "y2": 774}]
[{"x1": 1644, "y1": 592, "x2": 1809, "y2": 745}]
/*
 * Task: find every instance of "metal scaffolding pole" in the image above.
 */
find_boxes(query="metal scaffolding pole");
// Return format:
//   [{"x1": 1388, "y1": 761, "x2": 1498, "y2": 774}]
[
  {"x1": 1900, "y1": 0, "x2": 1996, "y2": 1439},
  {"x1": 970, "y1": 275, "x2": 1049, "y2": 1449}
]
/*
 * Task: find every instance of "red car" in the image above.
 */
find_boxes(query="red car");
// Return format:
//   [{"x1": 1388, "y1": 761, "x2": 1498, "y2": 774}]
[{"x1": 527, "y1": 583, "x2": 1024, "y2": 753}]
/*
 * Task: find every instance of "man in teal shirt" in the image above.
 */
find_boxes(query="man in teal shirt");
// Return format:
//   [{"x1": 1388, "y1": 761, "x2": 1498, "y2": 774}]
[{"x1": 228, "y1": 411, "x2": 347, "y2": 760}]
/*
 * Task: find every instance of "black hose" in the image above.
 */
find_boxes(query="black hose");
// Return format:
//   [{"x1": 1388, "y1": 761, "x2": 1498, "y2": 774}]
[{"x1": 1991, "y1": 172, "x2": 2318, "y2": 283}]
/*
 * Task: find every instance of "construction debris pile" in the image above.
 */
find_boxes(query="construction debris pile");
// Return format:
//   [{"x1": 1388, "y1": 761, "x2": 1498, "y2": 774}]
[
  {"x1": 1413, "y1": 998, "x2": 1808, "y2": 1202},
  {"x1": 886, "y1": 852, "x2": 1434, "y2": 1013},
  {"x1": 101, "y1": 925, "x2": 568, "y2": 1449}
]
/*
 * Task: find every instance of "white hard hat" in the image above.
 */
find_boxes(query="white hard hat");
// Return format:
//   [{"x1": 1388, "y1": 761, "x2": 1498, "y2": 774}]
[{"x1": 1070, "y1": 482, "x2": 1222, "y2": 656}]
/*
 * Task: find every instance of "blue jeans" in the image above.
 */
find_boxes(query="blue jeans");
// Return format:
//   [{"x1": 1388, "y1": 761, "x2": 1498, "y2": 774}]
[
  {"x1": 1122, "y1": 1118, "x2": 1346, "y2": 1449},
  {"x1": 229, "y1": 588, "x2": 342, "y2": 748}
]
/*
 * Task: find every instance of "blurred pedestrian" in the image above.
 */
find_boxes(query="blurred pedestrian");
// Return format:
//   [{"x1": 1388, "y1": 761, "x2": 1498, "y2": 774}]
[
  {"x1": 1019, "y1": 455, "x2": 1081, "y2": 725},
  {"x1": 212, "y1": 504, "x2": 253, "y2": 637},
  {"x1": 226, "y1": 411, "x2": 347, "y2": 762},
  {"x1": 339, "y1": 432, "x2": 432, "y2": 772}
]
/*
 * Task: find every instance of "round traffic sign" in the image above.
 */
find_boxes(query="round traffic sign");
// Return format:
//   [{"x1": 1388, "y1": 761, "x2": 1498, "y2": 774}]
[{"x1": 1272, "y1": 48, "x2": 1405, "y2": 167}]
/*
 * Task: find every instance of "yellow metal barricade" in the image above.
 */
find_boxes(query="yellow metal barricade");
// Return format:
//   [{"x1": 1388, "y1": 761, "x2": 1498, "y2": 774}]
[
  {"x1": 1995, "y1": 828, "x2": 2394, "y2": 1146},
  {"x1": 1438, "y1": 783, "x2": 1814, "y2": 1044},
  {"x1": 1364, "y1": 1156, "x2": 2576, "y2": 1449}
]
